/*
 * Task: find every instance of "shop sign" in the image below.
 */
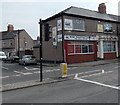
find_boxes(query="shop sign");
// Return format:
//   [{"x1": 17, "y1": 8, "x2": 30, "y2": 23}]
[
  {"x1": 97, "y1": 24, "x2": 103, "y2": 32},
  {"x1": 100, "y1": 36, "x2": 118, "y2": 41},
  {"x1": 57, "y1": 34, "x2": 62, "y2": 42},
  {"x1": 64, "y1": 35, "x2": 97, "y2": 41},
  {"x1": 52, "y1": 27, "x2": 57, "y2": 46},
  {"x1": 64, "y1": 19, "x2": 73, "y2": 30},
  {"x1": 57, "y1": 19, "x2": 62, "y2": 31},
  {"x1": 104, "y1": 24, "x2": 113, "y2": 33}
]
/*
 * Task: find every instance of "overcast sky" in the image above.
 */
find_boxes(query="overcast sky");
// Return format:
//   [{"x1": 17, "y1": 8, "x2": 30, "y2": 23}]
[{"x1": 0, "y1": 0, "x2": 120, "y2": 39}]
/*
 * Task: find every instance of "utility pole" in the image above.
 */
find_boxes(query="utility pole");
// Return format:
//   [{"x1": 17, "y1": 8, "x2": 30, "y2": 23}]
[{"x1": 39, "y1": 19, "x2": 43, "y2": 82}]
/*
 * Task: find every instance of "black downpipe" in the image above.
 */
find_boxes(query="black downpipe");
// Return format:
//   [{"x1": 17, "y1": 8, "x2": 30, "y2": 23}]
[{"x1": 61, "y1": 15, "x2": 65, "y2": 63}]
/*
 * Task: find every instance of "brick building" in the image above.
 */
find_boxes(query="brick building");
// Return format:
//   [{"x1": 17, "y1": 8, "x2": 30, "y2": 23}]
[
  {"x1": 34, "y1": 3, "x2": 120, "y2": 63},
  {"x1": 0, "y1": 24, "x2": 33, "y2": 57}
]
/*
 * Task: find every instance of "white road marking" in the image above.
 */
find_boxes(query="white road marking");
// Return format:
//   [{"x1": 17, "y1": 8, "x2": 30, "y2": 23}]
[
  {"x1": 74, "y1": 71, "x2": 119, "y2": 90},
  {"x1": 77, "y1": 69, "x2": 102, "y2": 75},
  {"x1": 114, "y1": 66, "x2": 120, "y2": 69},
  {"x1": 79, "y1": 71, "x2": 113, "y2": 78},
  {"x1": 24, "y1": 67, "x2": 39, "y2": 71},
  {"x1": 13, "y1": 74, "x2": 21, "y2": 77},
  {"x1": 0, "y1": 76, "x2": 9, "y2": 79},
  {"x1": 75, "y1": 77, "x2": 120, "y2": 90},
  {"x1": 14, "y1": 71, "x2": 32, "y2": 75},
  {"x1": 34, "y1": 69, "x2": 60, "y2": 74},
  {"x1": 2, "y1": 67, "x2": 9, "y2": 70}
]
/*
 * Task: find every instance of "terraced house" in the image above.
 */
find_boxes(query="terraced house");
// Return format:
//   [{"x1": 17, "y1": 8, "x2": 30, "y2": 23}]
[
  {"x1": 0, "y1": 24, "x2": 33, "y2": 57},
  {"x1": 34, "y1": 3, "x2": 120, "y2": 63}
]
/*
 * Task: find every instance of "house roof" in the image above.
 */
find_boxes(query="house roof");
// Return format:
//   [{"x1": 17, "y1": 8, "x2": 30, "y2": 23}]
[
  {"x1": 44, "y1": 6, "x2": 119, "y2": 23},
  {"x1": 0, "y1": 29, "x2": 24, "y2": 40}
]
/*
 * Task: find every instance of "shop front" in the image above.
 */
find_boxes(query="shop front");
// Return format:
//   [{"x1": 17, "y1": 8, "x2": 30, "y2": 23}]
[
  {"x1": 97, "y1": 35, "x2": 118, "y2": 60},
  {"x1": 64, "y1": 35, "x2": 97, "y2": 63}
]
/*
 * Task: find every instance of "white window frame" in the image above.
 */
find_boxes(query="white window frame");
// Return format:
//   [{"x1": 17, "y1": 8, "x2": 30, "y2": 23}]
[{"x1": 68, "y1": 41, "x2": 94, "y2": 55}]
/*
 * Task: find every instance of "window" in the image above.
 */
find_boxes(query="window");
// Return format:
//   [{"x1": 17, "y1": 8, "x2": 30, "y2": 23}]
[
  {"x1": 2, "y1": 41, "x2": 6, "y2": 47},
  {"x1": 9, "y1": 40, "x2": 13, "y2": 47},
  {"x1": 67, "y1": 41, "x2": 94, "y2": 55},
  {"x1": 103, "y1": 41, "x2": 116, "y2": 52},
  {"x1": 81, "y1": 42, "x2": 94, "y2": 53}
]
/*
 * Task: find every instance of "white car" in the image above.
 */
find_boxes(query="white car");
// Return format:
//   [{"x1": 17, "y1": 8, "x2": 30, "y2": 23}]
[{"x1": 0, "y1": 52, "x2": 7, "y2": 60}]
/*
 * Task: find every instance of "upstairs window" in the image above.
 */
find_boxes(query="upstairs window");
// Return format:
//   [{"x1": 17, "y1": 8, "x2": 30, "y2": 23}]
[
  {"x1": 2, "y1": 41, "x2": 6, "y2": 47},
  {"x1": 9, "y1": 40, "x2": 13, "y2": 47}
]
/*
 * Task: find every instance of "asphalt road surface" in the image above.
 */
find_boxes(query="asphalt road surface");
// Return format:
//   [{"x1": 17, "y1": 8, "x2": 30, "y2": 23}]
[
  {"x1": 1, "y1": 61, "x2": 119, "y2": 85},
  {"x1": 2, "y1": 61, "x2": 119, "y2": 104}
]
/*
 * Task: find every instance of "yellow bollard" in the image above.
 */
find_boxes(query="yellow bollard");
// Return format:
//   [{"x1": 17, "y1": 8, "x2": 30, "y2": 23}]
[{"x1": 60, "y1": 63, "x2": 67, "y2": 77}]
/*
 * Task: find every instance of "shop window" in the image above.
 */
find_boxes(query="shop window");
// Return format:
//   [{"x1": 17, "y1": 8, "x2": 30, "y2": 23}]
[
  {"x1": 82, "y1": 45, "x2": 88, "y2": 53},
  {"x1": 81, "y1": 42, "x2": 94, "y2": 53},
  {"x1": 89, "y1": 45, "x2": 94, "y2": 52},
  {"x1": 103, "y1": 41, "x2": 116, "y2": 52},
  {"x1": 67, "y1": 41, "x2": 94, "y2": 55}
]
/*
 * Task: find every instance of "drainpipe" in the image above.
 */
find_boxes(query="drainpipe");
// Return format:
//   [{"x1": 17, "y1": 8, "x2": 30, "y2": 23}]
[
  {"x1": 18, "y1": 30, "x2": 20, "y2": 57},
  {"x1": 61, "y1": 15, "x2": 65, "y2": 63}
]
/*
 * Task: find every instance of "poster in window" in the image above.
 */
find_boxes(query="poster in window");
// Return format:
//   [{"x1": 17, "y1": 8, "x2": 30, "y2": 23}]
[
  {"x1": 57, "y1": 19, "x2": 62, "y2": 31},
  {"x1": 64, "y1": 19, "x2": 73, "y2": 30}
]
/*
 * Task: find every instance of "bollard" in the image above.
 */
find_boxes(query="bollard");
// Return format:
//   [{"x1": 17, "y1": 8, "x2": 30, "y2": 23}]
[{"x1": 60, "y1": 63, "x2": 67, "y2": 78}]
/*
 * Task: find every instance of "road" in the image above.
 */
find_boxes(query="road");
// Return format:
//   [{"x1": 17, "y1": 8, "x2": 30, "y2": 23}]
[
  {"x1": 2, "y1": 61, "x2": 119, "y2": 104},
  {"x1": 1, "y1": 61, "x2": 119, "y2": 85}
]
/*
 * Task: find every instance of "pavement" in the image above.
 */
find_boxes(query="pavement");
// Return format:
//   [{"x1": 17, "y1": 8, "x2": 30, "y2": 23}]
[{"x1": 1, "y1": 58, "x2": 119, "y2": 92}]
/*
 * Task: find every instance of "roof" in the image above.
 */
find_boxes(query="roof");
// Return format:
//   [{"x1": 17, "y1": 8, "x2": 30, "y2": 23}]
[
  {"x1": 0, "y1": 29, "x2": 24, "y2": 40},
  {"x1": 44, "y1": 6, "x2": 119, "y2": 23}
]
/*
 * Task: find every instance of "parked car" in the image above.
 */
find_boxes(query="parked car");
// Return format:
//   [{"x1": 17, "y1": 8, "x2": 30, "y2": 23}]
[
  {"x1": 19, "y1": 55, "x2": 37, "y2": 65},
  {"x1": 0, "y1": 52, "x2": 7, "y2": 60},
  {"x1": 4, "y1": 56, "x2": 19, "y2": 63}
]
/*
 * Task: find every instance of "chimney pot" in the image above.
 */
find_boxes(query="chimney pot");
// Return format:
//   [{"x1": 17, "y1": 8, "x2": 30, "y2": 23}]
[
  {"x1": 7, "y1": 24, "x2": 14, "y2": 31},
  {"x1": 98, "y1": 3, "x2": 106, "y2": 14},
  {"x1": 37, "y1": 36, "x2": 40, "y2": 40}
]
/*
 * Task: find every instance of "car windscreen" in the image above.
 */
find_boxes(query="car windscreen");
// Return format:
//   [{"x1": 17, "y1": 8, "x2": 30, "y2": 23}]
[
  {"x1": 0, "y1": 53, "x2": 5, "y2": 56},
  {"x1": 24, "y1": 55, "x2": 36, "y2": 59}
]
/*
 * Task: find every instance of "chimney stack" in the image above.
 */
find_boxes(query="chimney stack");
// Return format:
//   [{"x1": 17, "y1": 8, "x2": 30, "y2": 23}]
[
  {"x1": 7, "y1": 24, "x2": 14, "y2": 31},
  {"x1": 98, "y1": 3, "x2": 106, "y2": 14},
  {"x1": 37, "y1": 36, "x2": 40, "y2": 40}
]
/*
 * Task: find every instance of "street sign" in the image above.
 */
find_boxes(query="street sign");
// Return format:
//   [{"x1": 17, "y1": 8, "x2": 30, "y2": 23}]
[{"x1": 52, "y1": 27, "x2": 57, "y2": 46}]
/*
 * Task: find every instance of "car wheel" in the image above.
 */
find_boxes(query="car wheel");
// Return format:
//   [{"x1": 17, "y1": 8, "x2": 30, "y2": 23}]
[
  {"x1": 19, "y1": 62, "x2": 21, "y2": 65},
  {"x1": 23, "y1": 61, "x2": 26, "y2": 66}
]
